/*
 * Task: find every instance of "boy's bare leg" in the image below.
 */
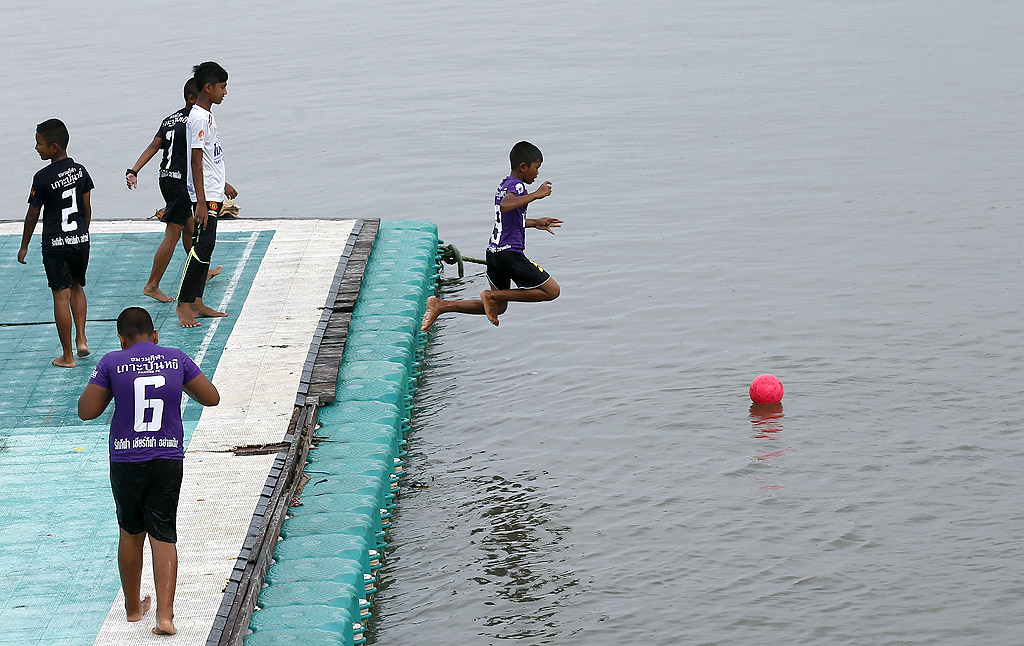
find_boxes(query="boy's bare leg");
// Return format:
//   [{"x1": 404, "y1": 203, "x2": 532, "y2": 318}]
[
  {"x1": 421, "y1": 295, "x2": 487, "y2": 330},
  {"x1": 144, "y1": 224, "x2": 184, "y2": 302},
  {"x1": 118, "y1": 530, "x2": 152, "y2": 622},
  {"x1": 480, "y1": 278, "x2": 560, "y2": 326},
  {"x1": 150, "y1": 538, "x2": 178, "y2": 635},
  {"x1": 70, "y1": 282, "x2": 90, "y2": 356},
  {"x1": 51, "y1": 289, "x2": 76, "y2": 367},
  {"x1": 182, "y1": 218, "x2": 194, "y2": 253}
]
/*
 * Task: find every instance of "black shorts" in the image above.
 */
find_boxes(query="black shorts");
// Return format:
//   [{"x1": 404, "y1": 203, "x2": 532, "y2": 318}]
[
  {"x1": 159, "y1": 177, "x2": 193, "y2": 226},
  {"x1": 42, "y1": 247, "x2": 88, "y2": 292},
  {"x1": 486, "y1": 250, "x2": 551, "y2": 290},
  {"x1": 109, "y1": 459, "x2": 184, "y2": 543}
]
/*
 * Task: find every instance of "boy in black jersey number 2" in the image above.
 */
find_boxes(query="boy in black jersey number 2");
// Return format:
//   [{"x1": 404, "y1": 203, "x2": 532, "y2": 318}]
[
  {"x1": 177, "y1": 61, "x2": 237, "y2": 328},
  {"x1": 18, "y1": 119, "x2": 94, "y2": 368},
  {"x1": 126, "y1": 78, "x2": 221, "y2": 303}
]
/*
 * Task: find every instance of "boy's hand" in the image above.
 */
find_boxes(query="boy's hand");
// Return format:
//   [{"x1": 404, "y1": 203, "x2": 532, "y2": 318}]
[
  {"x1": 17, "y1": 246, "x2": 28, "y2": 264},
  {"x1": 195, "y1": 202, "x2": 209, "y2": 227},
  {"x1": 225, "y1": 183, "x2": 238, "y2": 199},
  {"x1": 126, "y1": 172, "x2": 138, "y2": 190},
  {"x1": 532, "y1": 181, "x2": 552, "y2": 200},
  {"x1": 534, "y1": 217, "x2": 563, "y2": 234}
]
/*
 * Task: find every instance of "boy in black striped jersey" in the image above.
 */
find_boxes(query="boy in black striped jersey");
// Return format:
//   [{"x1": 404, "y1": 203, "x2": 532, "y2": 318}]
[
  {"x1": 17, "y1": 119, "x2": 94, "y2": 367},
  {"x1": 127, "y1": 79, "x2": 220, "y2": 302}
]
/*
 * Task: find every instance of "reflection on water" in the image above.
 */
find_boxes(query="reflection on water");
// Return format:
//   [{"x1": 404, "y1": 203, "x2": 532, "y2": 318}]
[
  {"x1": 749, "y1": 403, "x2": 789, "y2": 494},
  {"x1": 466, "y1": 473, "x2": 579, "y2": 640},
  {"x1": 749, "y1": 403, "x2": 784, "y2": 440}
]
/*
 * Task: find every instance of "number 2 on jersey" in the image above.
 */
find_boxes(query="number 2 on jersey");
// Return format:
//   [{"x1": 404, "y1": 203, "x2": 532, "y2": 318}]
[
  {"x1": 61, "y1": 188, "x2": 79, "y2": 233},
  {"x1": 134, "y1": 375, "x2": 166, "y2": 432}
]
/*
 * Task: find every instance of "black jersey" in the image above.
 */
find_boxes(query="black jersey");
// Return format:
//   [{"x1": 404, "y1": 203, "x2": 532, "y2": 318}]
[
  {"x1": 155, "y1": 106, "x2": 191, "y2": 179},
  {"x1": 28, "y1": 157, "x2": 94, "y2": 252}
]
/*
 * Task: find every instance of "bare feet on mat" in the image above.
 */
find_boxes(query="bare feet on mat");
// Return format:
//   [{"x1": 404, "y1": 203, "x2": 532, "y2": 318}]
[
  {"x1": 52, "y1": 355, "x2": 76, "y2": 368},
  {"x1": 126, "y1": 595, "x2": 152, "y2": 622},
  {"x1": 76, "y1": 338, "x2": 91, "y2": 357},
  {"x1": 143, "y1": 284, "x2": 174, "y2": 302},
  {"x1": 206, "y1": 265, "x2": 222, "y2": 283},
  {"x1": 152, "y1": 616, "x2": 177, "y2": 635},
  {"x1": 481, "y1": 290, "x2": 501, "y2": 326},
  {"x1": 176, "y1": 302, "x2": 201, "y2": 328},
  {"x1": 421, "y1": 296, "x2": 442, "y2": 331},
  {"x1": 193, "y1": 300, "x2": 227, "y2": 318}
]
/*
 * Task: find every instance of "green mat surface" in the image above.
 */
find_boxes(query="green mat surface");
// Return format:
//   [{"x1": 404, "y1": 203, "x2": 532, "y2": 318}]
[{"x1": 0, "y1": 229, "x2": 272, "y2": 645}]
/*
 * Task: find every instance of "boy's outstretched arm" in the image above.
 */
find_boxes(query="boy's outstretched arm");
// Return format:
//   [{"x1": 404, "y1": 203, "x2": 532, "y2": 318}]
[
  {"x1": 17, "y1": 205, "x2": 40, "y2": 264},
  {"x1": 127, "y1": 136, "x2": 164, "y2": 189},
  {"x1": 526, "y1": 217, "x2": 563, "y2": 234},
  {"x1": 500, "y1": 181, "x2": 552, "y2": 212},
  {"x1": 78, "y1": 383, "x2": 114, "y2": 420},
  {"x1": 184, "y1": 373, "x2": 220, "y2": 407}
]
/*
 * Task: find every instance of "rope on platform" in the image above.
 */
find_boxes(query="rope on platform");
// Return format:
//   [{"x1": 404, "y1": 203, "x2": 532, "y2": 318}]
[{"x1": 437, "y1": 241, "x2": 484, "y2": 279}]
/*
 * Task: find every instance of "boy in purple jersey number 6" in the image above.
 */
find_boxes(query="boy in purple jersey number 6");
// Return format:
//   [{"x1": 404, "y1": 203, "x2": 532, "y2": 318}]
[
  {"x1": 421, "y1": 141, "x2": 563, "y2": 329},
  {"x1": 78, "y1": 307, "x2": 219, "y2": 636}
]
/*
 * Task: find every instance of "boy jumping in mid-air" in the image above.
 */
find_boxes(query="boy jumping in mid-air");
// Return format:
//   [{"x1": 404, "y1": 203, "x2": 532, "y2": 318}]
[
  {"x1": 79, "y1": 306, "x2": 220, "y2": 636},
  {"x1": 421, "y1": 141, "x2": 562, "y2": 330},
  {"x1": 127, "y1": 78, "x2": 221, "y2": 302},
  {"x1": 18, "y1": 119, "x2": 94, "y2": 367},
  {"x1": 178, "y1": 61, "x2": 237, "y2": 328}
]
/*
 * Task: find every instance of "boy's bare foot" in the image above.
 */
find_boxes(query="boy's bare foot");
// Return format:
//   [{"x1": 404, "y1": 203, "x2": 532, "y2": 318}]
[
  {"x1": 193, "y1": 302, "x2": 227, "y2": 318},
  {"x1": 176, "y1": 302, "x2": 201, "y2": 328},
  {"x1": 421, "y1": 296, "x2": 442, "y2": 331},
  {"x1": 143, "y1": 285, "x2": 175, "y2": 303},
  {"x1": 206, "y1": 265, "x2": 222, "y2": 283},
  {"x1": 480, "y1": 290, "x2": 501, "y2": 326},
  {"x1": 76, "y1": 338, "x2": 90, "y2": 357},
  {"x1": 152, "y1": 617, "x2": 177, "y2": 635},
  {"x1": 126, "y1": 595, "x2": 152, "y2": 622},
  {"x1": 52, "y1": 355, "x2": 76, "y2": 368}
]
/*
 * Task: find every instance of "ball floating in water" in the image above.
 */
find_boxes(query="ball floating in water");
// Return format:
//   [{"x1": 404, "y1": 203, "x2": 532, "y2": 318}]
[{"x1": 750, "y1": 374, "x2": 784, "y2": 404}]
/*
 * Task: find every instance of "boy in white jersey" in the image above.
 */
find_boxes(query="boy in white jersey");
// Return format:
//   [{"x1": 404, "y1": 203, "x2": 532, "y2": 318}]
[
  {"x1": 177, "y1": 61, "x2": 237, "y2": 328},
  {"x1": 127, "y1": 79, "x2": 222, "y2": 303}
]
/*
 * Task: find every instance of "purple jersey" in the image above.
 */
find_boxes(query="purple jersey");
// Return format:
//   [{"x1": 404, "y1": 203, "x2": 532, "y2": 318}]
[
  {"x1": 487, "y1": 176, "x2": 529, "y2": 253},
  {"x1": 89, "y1": 342, "x2": 202, "y2": 462}
]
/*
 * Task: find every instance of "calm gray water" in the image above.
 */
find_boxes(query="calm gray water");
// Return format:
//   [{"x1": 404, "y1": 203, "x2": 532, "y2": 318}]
[{"x1": 3, "y1": 1, "x2": 1024, "y2": 644}]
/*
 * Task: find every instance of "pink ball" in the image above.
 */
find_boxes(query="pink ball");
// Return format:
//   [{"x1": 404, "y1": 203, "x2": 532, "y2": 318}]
[{"x1": 750, "y1": 374, "x2": 784, "y2": 404}]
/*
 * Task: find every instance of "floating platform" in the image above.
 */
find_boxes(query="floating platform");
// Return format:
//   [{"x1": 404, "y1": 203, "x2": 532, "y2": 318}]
[{"x1": 0, "y1": 218, "x2": 439, "y2": 645}]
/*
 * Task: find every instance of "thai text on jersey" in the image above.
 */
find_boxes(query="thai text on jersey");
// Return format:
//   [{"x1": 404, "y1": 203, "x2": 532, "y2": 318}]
[
  {"x1": 89, "y1": 342, "x2": 202, "y2": 462},
  {"x1": 28, "y1": 157, "x2": 94, "y2": 251}
]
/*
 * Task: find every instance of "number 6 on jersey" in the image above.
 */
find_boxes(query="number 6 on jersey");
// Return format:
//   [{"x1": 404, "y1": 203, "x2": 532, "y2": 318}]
[{"x1": 134, "y1": 375, "x2": 166, "y2": 432}]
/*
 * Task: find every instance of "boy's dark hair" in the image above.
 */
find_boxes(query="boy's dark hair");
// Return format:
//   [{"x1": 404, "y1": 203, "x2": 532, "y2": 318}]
[
  {"x1": 510, "y1": 141, "x2": 543, "y2": 170},
  {"x1": 192, "y1": 61, "x2": 228, "y2": 92},
  {"x1": 117, "y1": 307, "x2": 155, "y2": 338},
  {"x1": 36, "y1": 119, "x2": 70, "y2": 149},
  {"x1": 183, "y1": 78, "x2": 199, "y2": 101}
]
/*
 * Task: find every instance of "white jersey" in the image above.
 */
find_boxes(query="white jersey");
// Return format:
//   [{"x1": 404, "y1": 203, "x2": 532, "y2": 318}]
[{"x1": 186, "y1": 104, "x2": 226, "y2": 203}]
